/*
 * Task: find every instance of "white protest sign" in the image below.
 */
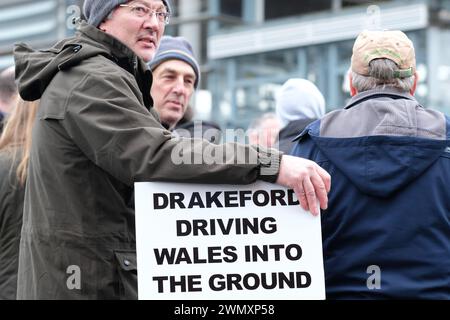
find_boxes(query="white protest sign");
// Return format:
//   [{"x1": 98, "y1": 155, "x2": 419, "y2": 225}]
[{"x1": 135, "y1": 181, "x2": 325, "y2": 300}]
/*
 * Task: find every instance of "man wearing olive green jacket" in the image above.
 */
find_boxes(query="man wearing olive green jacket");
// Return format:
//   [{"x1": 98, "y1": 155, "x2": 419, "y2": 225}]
[{"x1": 14, "y1": 0, "x2": 330, "y2": 299}]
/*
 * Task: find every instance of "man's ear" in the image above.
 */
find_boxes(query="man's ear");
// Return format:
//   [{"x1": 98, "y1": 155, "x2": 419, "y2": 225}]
[
  {"x1": 410, "y1": 72, "x2": 418, "y2": 96},
  {"x1": 349, "y1": 73, "x2": 357, "y2": 97},
  {"x1": 99, "y1": 21, "x2": 107, "y2": 32}
]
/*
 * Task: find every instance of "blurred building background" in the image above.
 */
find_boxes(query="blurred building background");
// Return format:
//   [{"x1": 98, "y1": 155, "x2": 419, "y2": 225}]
[{"x1": 1, "y1": 0, "x2": 450, "y2": 129}]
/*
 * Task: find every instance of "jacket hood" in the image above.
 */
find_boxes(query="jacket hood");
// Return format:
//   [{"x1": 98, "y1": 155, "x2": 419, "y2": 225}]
[
  {"x1": 14, "y1": 22, "x2": 145, "y2": 101},
  {"x1": 297, "y1": 90, "x2": 450, "y2": 197},
  {"x1": 313, "y1": 134, "x2": 447, "y2": 197}
]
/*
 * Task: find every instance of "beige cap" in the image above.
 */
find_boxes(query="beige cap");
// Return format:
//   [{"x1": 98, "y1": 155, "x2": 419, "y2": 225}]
[{"x1": 351, "y1": 30, "x2": 416, "y2": 78}]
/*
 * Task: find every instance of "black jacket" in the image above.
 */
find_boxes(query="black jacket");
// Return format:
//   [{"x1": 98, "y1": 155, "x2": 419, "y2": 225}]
[
  {"x1": 0, "y1": 150, "x2": 24, "y2": 300},
  {"x1": 277, "y1": 119, "x2": 316, "y2": 154},
  {"x1": 0, "y1": 112, "x2": 4, "y2": 134}
]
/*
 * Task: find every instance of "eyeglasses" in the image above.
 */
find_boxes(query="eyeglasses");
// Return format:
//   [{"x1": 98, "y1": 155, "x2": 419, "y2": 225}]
[{"x1": 119, "y1": 4, "x2": 171, "y2": 25}]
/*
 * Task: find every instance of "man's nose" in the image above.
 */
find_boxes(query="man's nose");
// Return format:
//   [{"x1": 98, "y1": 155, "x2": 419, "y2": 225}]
[
  {"x1": 172, "y1": 78, "x2": 187, "y2": 95},
  {"x1": 143, "y1": 11, "x2": 162, "y2": 29}
]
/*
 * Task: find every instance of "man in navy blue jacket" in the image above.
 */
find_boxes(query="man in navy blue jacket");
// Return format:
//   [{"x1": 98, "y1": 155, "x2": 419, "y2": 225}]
[{"x1": 291, "y1": 30, "x2": 450, "y2": 299}]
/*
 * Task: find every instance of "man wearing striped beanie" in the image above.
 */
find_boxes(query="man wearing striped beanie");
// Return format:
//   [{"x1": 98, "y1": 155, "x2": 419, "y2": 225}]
[{"x1": 148, "y1": 36, "x2": 200, "y2": 129}]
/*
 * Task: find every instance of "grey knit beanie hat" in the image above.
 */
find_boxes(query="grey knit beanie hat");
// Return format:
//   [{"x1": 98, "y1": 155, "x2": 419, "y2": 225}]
[
  {"x1": 149, "y1": 36, "x2": 200, "y2": 88},
  {"x1": 83, "y1": 0, "x2": 172, "y2": 27}
]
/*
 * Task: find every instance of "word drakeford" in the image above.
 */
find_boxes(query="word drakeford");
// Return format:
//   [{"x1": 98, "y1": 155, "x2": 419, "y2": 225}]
[{"x1": 153, "y1": 189, "x2": 299, "y2": 210}]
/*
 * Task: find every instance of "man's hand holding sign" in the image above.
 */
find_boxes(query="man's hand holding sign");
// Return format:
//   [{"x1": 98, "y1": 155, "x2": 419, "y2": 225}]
[{"x1": 277, "y1": 155, "x2": 331, "y2": 216}]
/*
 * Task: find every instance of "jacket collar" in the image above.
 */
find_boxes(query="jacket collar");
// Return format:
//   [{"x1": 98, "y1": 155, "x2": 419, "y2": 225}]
[
  {"x1": 76, "y1": 21, "x2": 137, "y2": 62},
  {"x1": 345, "y1": 87, "x2": 417, "y2": 110}
]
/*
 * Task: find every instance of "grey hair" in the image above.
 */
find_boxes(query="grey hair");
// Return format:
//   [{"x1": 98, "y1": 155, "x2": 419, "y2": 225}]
[{"x1": 351, "y1": 59, "x2": 415, "y2": 92}]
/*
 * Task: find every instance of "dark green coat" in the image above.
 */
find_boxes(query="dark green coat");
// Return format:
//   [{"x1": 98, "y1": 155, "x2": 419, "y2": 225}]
[
  {"x1": 14, "y1": 22, "x2": 280, "y2": 299},
  {"x1": 0, "y1": 150, "x2": 24, "y2": 300}
]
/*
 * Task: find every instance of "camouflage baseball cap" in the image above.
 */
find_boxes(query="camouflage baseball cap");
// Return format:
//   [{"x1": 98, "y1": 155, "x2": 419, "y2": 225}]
[{"x1": 351, "y1": 30, "x2": 416, "y2": 78}]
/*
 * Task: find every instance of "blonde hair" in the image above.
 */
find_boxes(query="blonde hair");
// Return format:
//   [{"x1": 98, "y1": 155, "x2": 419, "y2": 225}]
[{"x1": 0, "y1": 97, "x2": 39, "y2": 186}]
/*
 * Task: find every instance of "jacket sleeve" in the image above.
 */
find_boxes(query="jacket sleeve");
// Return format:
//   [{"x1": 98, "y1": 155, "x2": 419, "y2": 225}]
[{"x1": 60, "y1": 72, "x2": 281, "y2": 186}]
